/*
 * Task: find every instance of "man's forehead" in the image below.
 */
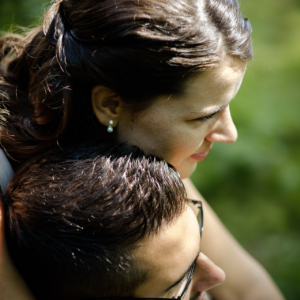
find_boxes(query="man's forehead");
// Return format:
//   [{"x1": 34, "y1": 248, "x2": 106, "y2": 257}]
[{"x1": 132, "y1": 206, "x2": 200, "y2": 296}]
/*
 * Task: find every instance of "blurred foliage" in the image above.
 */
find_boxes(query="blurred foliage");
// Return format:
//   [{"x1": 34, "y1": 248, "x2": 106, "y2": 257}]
[
  {"x1": 0, "y1": 0, "x2": 49, "y2": 28},
  {"x1": 191, "y1": 0, "x2": 300, "y2": 299},
  {"x1": 0, "y1": 0, "x2": 299, "y2": 299}
]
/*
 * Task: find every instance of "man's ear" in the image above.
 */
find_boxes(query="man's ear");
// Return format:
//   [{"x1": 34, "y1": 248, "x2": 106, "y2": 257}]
[{"x1": 91, "y1": 85, "x2": 125, "y2": 128}]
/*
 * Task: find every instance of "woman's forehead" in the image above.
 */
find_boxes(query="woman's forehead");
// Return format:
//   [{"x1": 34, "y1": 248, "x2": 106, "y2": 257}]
[{"x1": 133, "y1": 62, "x2": 245, "y2": 122}]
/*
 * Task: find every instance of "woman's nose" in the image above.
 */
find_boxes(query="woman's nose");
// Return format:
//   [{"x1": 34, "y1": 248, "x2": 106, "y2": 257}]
[
  {"x1": 191, "y1": 253, "x2": 226, "y2": 292},
  {"x1": 205, "y1": 107, "x2": 238, "y2": 144}
]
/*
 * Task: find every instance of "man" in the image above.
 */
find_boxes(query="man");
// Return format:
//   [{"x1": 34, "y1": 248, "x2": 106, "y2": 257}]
[{"x1": 4, "y1": 143, "x2": 225, "y2": 300}]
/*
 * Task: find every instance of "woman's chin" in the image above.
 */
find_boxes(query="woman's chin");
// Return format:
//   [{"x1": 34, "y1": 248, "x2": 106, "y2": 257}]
[{"x1": 178, "y1": 162, "x2": 198, "y2": 179}]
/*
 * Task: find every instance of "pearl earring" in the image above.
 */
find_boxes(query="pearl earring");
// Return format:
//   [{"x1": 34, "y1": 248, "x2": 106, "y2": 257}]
[{"x1": 107, "y1": 120, "x2": 114, "y2": 133}]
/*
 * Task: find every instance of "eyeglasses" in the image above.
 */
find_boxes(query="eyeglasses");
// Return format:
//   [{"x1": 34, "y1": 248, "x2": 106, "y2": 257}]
[{"x1": 91, "y1": 200, "x2": 203, "y2": 300}]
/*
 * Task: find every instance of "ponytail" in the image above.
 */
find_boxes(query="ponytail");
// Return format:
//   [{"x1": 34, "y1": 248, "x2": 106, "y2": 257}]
[{"x1": 0, "y1": 26, "x2": 82, "y2": 165}]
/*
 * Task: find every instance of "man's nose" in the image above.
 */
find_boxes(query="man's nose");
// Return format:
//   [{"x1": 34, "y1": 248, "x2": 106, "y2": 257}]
[
  {"x1": 191, "y1": 253, "x2": 226, "y2": 292},
  {"x1": 205, "y1": 107, "x2": 238, "y2": 144}
]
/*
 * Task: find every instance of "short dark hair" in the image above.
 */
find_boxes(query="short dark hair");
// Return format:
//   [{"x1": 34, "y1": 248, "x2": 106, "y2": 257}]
[
  {"x1": 0, "y1": 0, "x2": 252, "y2": 163},
  {"x1": 4, "y1": 143, "x2": 187, "y2": 300}
]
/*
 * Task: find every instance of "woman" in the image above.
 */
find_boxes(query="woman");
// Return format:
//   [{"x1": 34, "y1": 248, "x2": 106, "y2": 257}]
[{"x1": 0, "y1": 0, "x2": 284, "y2": 299}]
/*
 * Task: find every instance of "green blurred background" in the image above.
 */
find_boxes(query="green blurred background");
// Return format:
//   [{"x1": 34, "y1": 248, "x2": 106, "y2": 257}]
[{"x1": 0, "y1": 0, "x2": 299, "y2": 298}]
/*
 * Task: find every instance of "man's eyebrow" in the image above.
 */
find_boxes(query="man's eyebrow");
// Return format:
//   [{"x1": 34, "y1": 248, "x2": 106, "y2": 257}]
[{"x1": 163, "y1": 251, "x2": 200, "y2": 294}]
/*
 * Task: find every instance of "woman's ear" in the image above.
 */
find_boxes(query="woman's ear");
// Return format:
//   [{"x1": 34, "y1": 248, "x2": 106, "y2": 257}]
[{"x1": 91, "y1": 85, "x2": 124, "y2": 128}]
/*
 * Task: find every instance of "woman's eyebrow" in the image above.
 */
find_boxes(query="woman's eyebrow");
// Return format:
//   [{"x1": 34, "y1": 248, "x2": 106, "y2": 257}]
[
  {"x1": 189, "y1": 103, "x2": 228, "y2": 116},
  {"x1": 163, "y1": 251, "x2": 200, "y2": 293}
]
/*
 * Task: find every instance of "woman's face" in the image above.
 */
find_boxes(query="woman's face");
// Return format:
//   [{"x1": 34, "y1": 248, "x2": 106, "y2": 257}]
[{"x1": 115, "y1": 55, "x2": 247, "y2": 178}]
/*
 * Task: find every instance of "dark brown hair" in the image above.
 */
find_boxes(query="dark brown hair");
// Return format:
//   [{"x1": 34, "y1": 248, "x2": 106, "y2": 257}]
[
  {"x1": 4, "y1": 142, "x2": 187, "y2": 300},
  {"x1": 0, "y1": 0, "x2": 252, "y2": 164}
]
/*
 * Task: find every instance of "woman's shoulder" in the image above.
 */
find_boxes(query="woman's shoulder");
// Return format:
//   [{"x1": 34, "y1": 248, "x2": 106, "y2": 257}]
[{"x1": 0, "y1": 148, "x2": 14, "y2": 193}]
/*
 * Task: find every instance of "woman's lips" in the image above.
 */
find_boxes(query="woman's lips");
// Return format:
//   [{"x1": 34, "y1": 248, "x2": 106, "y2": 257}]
[{"x1": 190, "y1": 150, "x2": 210, "y2": 162}]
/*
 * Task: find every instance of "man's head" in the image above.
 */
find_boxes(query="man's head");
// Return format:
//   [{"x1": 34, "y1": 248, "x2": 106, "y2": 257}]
[{"x1": 3, "y1": 143, "x2": 224, "y2": 300}]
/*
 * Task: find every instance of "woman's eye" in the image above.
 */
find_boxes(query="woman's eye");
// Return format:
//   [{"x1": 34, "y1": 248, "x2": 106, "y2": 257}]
[{"x1": 195, "y1": 112, "x2": 217, "y2": 121}]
